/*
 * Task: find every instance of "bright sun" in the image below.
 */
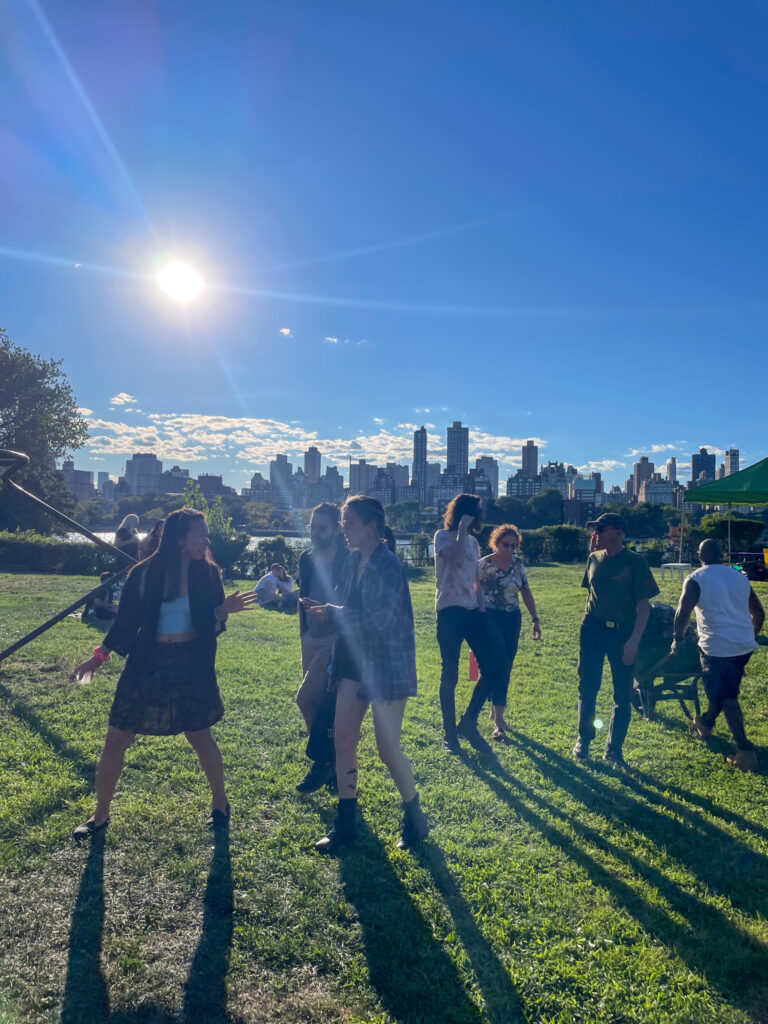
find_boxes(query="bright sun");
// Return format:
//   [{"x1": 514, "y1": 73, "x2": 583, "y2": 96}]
[{"x1": 157, "y1": 261, "x2": 205, "y2": 303}]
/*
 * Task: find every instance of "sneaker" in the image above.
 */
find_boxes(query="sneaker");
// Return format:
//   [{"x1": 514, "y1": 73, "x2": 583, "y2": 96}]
[
  {"x1": 602, "y1": 748, "x2": 626, "y2": 768},
  {"x1": 457, "y1": 716, "x2": 492, "y2": 755},
  {"x1": 726, "y1": 749, "x2": 758, "y2": 772},
  {"x1": 689, "y1": 717, "x2": 713, "y2": 742},
  {"x1": 443, "y1": 731, "x2": 461, "y2": 754},
  {"x1": 572, "y1": 738, "x2": 590, "y2": 761},
  {"x1": 296, "y1": 762, "x2": 334, "y2": 793}
]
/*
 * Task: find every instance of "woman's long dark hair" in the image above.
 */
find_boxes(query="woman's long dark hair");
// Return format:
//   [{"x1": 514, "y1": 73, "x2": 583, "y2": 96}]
[
  {"x1": 443, "y1": 493, "x2": 482, "y2": 532},
  {"x1": 133, "y1": 507, "x2": 218, "y2": 601},
  {"x1": 343, "y1": 495, "x2": 396, "y2": 552}
]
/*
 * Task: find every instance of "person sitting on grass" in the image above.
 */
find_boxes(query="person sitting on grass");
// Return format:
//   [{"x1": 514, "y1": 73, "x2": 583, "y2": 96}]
[
  {"x1": 303, "y1": 495, "x2": 429, "y2": 853},
  {"x1": 255, "y1": 562, "x2": 298, "y2": 611},
  {"x1": 70, "y1": 507, "x2": 257, "y2": 841},
  {"x1": 673, "y1": 538, "x2": 765, "y2": 772},
  {"x1": 83, "y1": 572, "x2": 121, "y2": 622}
]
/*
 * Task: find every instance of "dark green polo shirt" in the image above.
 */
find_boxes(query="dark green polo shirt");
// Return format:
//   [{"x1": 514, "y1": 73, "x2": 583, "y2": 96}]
[{"x1": 581, "y1": 548, "x2": 659, "y2": 623}]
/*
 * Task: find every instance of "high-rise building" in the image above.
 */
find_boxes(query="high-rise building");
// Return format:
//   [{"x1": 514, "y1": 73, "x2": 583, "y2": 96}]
[
  {"x1": 61, "y1": 459, "x2": 96, "y2": 502},
  {"x1": 725, "y1": 448, "x2": 740, "y2": 476},
  {"x1": 269, "y1": 454, "x2": 293, "y2": 502},
  {"x1": 539, "y1": 461, "x2": 579, "y2": 497},
  {"x1": 304, "y1": 446, "x2": 321, "y2": 483},
  {"x1": 691, "y1": 447, "x2": 716, "y2": 485},
  {"x1": 349, "y1": 459, "x2": 378, "y2": 495},
  {"x1": 97, "y1": 471, "x2": 111, "y2": 494},
  {"x1": 386, "y1": 463, "x2": 410, "y2": 489},
  {"x1": 124, "y1": 453, "x2": 163, "y2": 495},
  {"x1": 666, "y1": 457, "x2": 677, "y2": 483},
  {"x1": 412, "y1": 426, "x2": 428, "y2": 494},
  {"x1": 521, "y1": 440, "x2": 538, "y2": 478},
  {"x1": 446, "y1": 421, "x2": 469, "y2": 477},
  {"x1": 475, "y1": 456, "x2": 499, "y2": 498},
  {"x1": 633, "y1": 456, "x2": 654, "y2": 499}
]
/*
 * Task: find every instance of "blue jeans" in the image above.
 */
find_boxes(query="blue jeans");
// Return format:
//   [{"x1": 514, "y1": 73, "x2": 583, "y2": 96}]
[
  {"x1": 436, "y1": 606, "x2": 506, "y2": 734},
  {"x1": 577, "y1": 615, "x2": 635, "y2": 754}
]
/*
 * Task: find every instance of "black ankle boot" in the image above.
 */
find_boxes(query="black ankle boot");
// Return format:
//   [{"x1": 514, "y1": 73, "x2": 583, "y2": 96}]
[
  {"x1": 314, "y1": 798, "x2": 357, "y2": 853},
  {"x1": 397, "y1": 793, "x2": 429, "y2": 850}
]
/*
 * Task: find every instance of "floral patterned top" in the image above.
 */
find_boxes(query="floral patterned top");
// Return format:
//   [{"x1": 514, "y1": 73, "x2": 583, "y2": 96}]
[{"x1": 478, "y1": 554, "x2": 529, "y2": 610}]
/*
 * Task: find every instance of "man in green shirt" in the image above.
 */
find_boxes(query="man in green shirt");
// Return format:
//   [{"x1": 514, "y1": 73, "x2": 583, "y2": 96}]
[{"x1": 574, "y1": 512, "x2": 659, "y2": 765}]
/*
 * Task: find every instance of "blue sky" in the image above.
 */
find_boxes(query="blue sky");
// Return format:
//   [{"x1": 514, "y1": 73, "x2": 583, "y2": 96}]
[{"x1": 2, "y1": 0, "x2": 766, "y2": 490}]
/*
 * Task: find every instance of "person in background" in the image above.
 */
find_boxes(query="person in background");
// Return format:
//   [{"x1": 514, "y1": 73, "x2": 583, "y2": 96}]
[
  {"x1": 477, "y1": 524, "x2": 541, "y2": 739},
  {"x1": 140, "y1": 519, "x2": 164, "y2": 560},
  {"x1": 673, "y1": 538, "x2": 765, "y2": 772},
  {"x1": 574, "y1": 512, "x2": 659, "y2": 766},
  {"x1": 295, "y1": 503, "x2": 349, "y2": 793},
  {"x1": 255, "y1": 562, "x2": 298, "y2": 611},
  {"x1": 70, "y1": 508, "x2": 256, "y2": 841},
  {"x1": 434, "y1": 493, "x2": 506, "y2": 755},
  {"x1": 114, "y1": 513, "x2": 140, "y2": 564},
  {"x1": 83, "y1": 571, "x2": 121, "y2": 622},
  {"x1": 304, "y1": 496, "x2": 428, "y2": 853}
]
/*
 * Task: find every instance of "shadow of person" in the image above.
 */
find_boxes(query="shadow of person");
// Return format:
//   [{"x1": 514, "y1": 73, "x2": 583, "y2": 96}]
[
  {"x1": 61, "y1": 830, "x2": 109, "y2": 1024},
  {"x1": 414, "y1": 844, "x2": 527, "y2": 1024},
  {"x1": 337, "y1": 820, "x2": 483, "y2": 1024},
  {"x1": 180, "y1": 828, "x2": 234, "y2": 1024}
]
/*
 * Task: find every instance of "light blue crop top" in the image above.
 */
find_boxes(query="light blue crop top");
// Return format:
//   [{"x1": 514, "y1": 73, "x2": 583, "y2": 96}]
[{"x1": 157, "y1": 594, "x2": 194, "y2": 634}]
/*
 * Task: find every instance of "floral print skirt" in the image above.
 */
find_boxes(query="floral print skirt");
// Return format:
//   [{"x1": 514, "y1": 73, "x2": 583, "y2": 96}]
[{"x1": 108, "y1": 639, "x2": 224, "y2": 735}]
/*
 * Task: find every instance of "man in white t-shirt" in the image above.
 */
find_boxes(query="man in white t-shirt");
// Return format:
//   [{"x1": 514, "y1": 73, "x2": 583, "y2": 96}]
[
  {"x1": 434, "y1": 493, "x2": 505, "y2": 754},
  {"x1": 255, "y1": 563, "x2": 298, "y2": 611},
  {"x1": 672, "y1": 539, "x2": 764, "y2": 771}
]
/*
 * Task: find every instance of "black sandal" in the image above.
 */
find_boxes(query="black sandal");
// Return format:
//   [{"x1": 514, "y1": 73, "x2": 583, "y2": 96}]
[
  {"x1": 206, "y1": 803, "x2": 231, "y2": 830},
  {"x1": 72, "y1": 816, "x2": 110, "y2": 842}
]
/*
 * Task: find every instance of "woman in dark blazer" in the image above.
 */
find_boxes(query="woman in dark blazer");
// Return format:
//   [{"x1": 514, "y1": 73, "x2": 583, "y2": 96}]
[{"x1": 70, "y1": 507, "x2": 255, "y2": 840}]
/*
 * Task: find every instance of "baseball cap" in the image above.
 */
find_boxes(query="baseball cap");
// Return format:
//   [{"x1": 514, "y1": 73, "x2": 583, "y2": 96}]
[{"x1": 585, "y1": 512, "x2": 627, "y2": 531}]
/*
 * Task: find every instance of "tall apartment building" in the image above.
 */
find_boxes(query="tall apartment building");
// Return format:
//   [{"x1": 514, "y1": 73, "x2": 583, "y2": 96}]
[
  {"x1": 124, "y1": 453, "x2": 163, "y2": 495},
  {"x1": 725, "y1": 448, "x2": 740, "y2": 476},
  {"x1": 666, "y1": 457, "x2": 677, "y2": 483},
  {"x1": 412, "y1": 426, "x2": 428, "y2": 494},
  {"x1": 446, "y1": 421, "x2": 469, "y2": 477},
  {"x1": 304, "y1": 446, "x2": 321, "y2": 483},
  {"x1": 539, "y1": 461, "x2": 579, "y2": 497},
  {"x1": 521, "y1": 439, "x2": 538, "y2": 478},
  {"x1": 349, "y1": 459, "x2": 379, "y2": 495},
  {"x1": 474, "y1": 456, "x2": 499, "y2": 498},
  {"x1": 633, "y1": 456, "x2": 654, "y2": 498},
  {"x1": 61, "y1": 460, "x2": 96, "y2": 502},
  {"x1": 691, "y1": 447, "x2": 716, "y2": 485}
]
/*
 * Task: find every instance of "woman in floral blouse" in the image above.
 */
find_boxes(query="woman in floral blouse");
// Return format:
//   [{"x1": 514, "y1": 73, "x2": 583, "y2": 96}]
[{"x1": 478, "y1": 524, "x2": 541, "y2": 738}]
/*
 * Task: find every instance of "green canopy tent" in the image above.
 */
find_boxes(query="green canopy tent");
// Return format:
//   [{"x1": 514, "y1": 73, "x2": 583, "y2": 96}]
[{"x1": 684, "y1": 456, "x2": 768, "y2": 561}]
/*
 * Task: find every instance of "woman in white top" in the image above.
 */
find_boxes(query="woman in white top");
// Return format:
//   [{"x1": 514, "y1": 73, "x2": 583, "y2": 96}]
[{"x1": 434, "y1": 494, "x2": 506, "y2": 754}]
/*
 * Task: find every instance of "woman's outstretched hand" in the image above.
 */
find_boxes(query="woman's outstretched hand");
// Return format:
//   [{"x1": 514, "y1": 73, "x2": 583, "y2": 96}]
[
  {"x1": 70, "y1": 657, "x2": 100, "y2": 685},
  {"x1": 220, "y1": 590, "x2": 258, "y2": 616}
]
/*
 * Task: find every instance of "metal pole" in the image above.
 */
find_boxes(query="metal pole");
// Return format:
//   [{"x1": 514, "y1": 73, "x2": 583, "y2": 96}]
[
  {"x1": 678, "y1": 504, "x2": 685, "y2": 563},
  {"x1": 728, "y1": 504, "x2": 732, "y2": 563}
]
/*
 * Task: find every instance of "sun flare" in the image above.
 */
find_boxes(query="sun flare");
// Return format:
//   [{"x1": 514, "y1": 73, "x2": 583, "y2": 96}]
[{"x1": 157, "y1": 261, "x2": 205, "y2": 303}]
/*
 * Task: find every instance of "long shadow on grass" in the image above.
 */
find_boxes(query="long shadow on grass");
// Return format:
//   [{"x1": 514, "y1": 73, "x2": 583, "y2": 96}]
[
  {"x1": 60, "y1": 830, "x2": 241, "y2": 1024},
  {"x1": 465, "y1": 756, "x2": 768, "y2": 1020},
  {"x1": 338, "y1": 820, "x2": 483, "y2": 1024},
  {"x1": 414, "y1": 843, "x2": 527, "y2": 1024},
  {"x1": 509, "y1": 733, "x2": 768, "y2": 914}
]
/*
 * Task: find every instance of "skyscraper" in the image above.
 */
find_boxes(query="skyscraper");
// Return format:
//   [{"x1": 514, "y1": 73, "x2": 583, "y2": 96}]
[
  {"x1": 475, "y1": 456, "x2": 499, "y2": 498},
  {"x1": 304, "y1": 446, "x2": 321, "y2": 483},
  {"x1": 633, "y1": 456, "x2": 654, "y2": 498},
  {"x1": 691, "y1": 447, "x2": 716, "y2": 485},
  {"x1": 446, "y1": 420, "x2": 469, "y2": 477},
  {"x1": 412, "y1": 426, "x2": 427, "y2": 494},
  {"x1": 521, "y1": 439, "x2": 538, "y2": 478},
  {"x1": 725, "y1": 448, "x2": 740, "y2": 476},
  {"x1": 666, "y1": 457, "x2": 677, "y2": 483}
]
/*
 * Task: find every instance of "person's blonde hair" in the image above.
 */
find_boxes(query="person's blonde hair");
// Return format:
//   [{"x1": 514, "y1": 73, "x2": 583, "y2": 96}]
[{"x1": 489, "y1": 523, "x2": 521, "y2": 551}]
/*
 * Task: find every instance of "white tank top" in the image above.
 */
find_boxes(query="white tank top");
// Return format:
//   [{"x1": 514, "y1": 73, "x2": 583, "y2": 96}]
[{"x1": 688, "y1": 564, "x2": 758, "y2": 657}]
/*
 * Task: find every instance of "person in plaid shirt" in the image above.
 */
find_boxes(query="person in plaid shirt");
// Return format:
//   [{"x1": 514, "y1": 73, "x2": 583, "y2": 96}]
[{"x1": 303, "y1": 495, "x2": 429, "y2": 853}]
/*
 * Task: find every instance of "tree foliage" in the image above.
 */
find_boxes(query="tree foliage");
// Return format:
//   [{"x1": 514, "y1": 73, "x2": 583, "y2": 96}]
[{"x1": 0, "y1": 331, "x2": 89, "y2": 533}]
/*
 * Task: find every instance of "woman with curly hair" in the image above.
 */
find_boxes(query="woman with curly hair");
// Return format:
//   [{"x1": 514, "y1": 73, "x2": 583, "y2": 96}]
[
  {"x1": 70, "y1": 507, "x2": 256, "y2": 840},
  {"x1": 478, "y1": 524, "x2": 541, "y2": 738}
]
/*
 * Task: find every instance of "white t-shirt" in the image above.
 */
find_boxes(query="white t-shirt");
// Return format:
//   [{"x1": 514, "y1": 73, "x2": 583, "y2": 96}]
[
  {"x1": 434, "y1": 529, "x2": 481, "y2": 611},
  {"x1": 255, "y1": 571, "x2": 294, "y2": 600},
  {"x1": 688, "y1": 563, "x2": 758, "y2": 658}
]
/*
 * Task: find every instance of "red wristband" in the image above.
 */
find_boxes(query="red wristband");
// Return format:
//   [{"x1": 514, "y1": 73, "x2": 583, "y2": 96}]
[{"x1": 92, "y1": 646, "x2": 111, "y2": 664}]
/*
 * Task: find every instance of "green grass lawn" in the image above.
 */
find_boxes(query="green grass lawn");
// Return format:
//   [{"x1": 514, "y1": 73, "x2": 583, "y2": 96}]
[{"x1": 1, "y1": 566, "x2": 767, "y2": 1024}]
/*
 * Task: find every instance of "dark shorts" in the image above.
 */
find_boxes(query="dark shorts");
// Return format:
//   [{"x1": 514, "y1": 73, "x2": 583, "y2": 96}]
[
  {"x1": 109, "y1": 639, "x2": 224, "y2": 735},
  {"x1": 699, "y1": 651, "x2": 753, "y2": 702},
  {"x1": 330, "y1": 636, "x2": 363, "y2": 685}
]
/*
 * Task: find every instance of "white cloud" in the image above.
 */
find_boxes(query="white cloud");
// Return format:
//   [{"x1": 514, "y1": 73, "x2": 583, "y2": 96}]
[
  {"x1": 624, "y1": 443, "x2": 686, "y2": 458},
  {"x1": 373, "y1": 417, "x2": 385, "y2": 425},
  {"x1": 279, "y1": 328, "x2": 292, "y2": 337},
  {"x1": 324, "y1": 336, "x2": 339, "y2": 344},
  {"x1": 77, "y1": 407, "x2": 93, "y2": 416},
  {"x1": 577, "y1": 460, "x2": 627, "y2": 474},
  {"x1": 110, "y1": 392, "x2": 138, "y2": 406}
]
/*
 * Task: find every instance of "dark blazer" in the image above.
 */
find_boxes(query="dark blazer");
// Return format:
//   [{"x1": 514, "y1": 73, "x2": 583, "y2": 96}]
[
  {"x1": 297, "y1": 536, "x2": 350, "y2": 635},
  {"x1": 104, "y1": 559, "x2": 226, "y2": 665}
]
